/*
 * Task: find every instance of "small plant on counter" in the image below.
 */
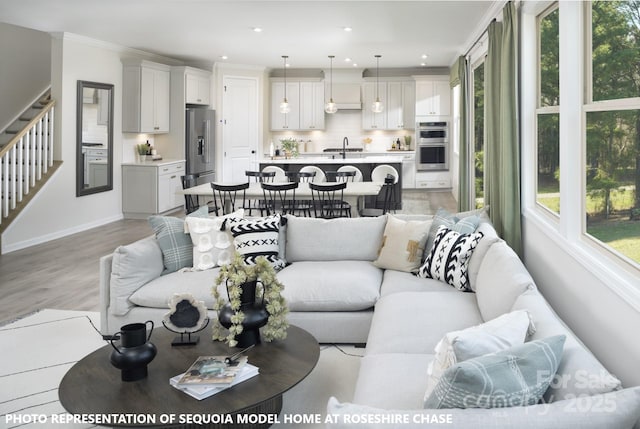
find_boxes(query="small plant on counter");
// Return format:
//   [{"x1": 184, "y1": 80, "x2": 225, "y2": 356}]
[
  {"x1": 136, "y1": 143, "x2": 149, "y2": 155},
  {"x1": 404, "y1": 135, "x2": 412, "y2": 149},
  {"x1": 279, "y1": 138, "x2": 299, "y2": 158}
]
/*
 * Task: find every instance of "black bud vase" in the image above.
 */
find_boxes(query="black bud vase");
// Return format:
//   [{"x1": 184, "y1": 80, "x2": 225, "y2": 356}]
[
  {"x1": 218, "y1": 280, "x2": 269, "y2": 348},
  {"x1": 109, "y1": 321, "x2": 157, "y2": 381}
]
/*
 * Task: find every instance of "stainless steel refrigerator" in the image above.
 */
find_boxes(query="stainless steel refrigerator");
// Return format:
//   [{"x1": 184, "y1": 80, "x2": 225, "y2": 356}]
[{"x1": 185, "y1": 108, "x2": 215, "y2": 184}]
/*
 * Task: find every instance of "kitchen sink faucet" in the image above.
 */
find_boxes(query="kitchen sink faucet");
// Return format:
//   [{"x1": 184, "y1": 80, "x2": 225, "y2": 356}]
[{"x1": 342, "y1": 137, "x2": 349, "y2": 159}]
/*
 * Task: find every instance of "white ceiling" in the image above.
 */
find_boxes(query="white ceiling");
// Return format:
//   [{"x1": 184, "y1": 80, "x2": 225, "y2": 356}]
[{"x1": 0, "y1": 0, "x2": 498, "y2": 70}]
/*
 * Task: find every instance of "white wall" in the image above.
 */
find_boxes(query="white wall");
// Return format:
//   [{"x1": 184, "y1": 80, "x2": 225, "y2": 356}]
[
  {"x1": 0, "y1": 23, "x2": 51, "y2": 131},
  {"x1": 2, "y1": 34, "x2": 124, "y2": 252}
]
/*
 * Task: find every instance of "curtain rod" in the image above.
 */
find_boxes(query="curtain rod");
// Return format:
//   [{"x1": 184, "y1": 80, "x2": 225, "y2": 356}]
[{"x1": 464, "y1": 18, "x2": 496, "y2": 58}]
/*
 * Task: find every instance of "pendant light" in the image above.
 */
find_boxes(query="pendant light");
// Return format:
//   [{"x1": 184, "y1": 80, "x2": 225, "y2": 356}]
[
  {"x1": 324, "y1": 55, "x2": 338, "y2": 114},
  {"x1": 371, "y1": 54, "x2": 384, "y2": 113},
  {"x1": 280, "y1": 55, "x2": 290, "y2": 114}
]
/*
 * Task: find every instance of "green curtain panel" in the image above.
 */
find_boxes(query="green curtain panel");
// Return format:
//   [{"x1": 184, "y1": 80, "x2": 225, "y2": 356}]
[
  {"x1": 451, "y1": 56, "x2": 472, "y2": 212},
  {"x1": 484, "y1": 2, "x2": 522, "y2": 256}
]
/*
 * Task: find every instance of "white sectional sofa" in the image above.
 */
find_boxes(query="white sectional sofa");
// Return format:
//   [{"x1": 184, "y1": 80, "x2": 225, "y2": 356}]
[{"x1": 98, "y1": 211, "x2": 640, "y2": 428}]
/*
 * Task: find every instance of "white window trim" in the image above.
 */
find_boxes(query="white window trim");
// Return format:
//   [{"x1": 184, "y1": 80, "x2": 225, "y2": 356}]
[{"x1": 522, "y1": 0, "x2": 640, "y2": 311}]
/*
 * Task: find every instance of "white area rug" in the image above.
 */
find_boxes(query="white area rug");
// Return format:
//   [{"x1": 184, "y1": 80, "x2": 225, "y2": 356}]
[{"x1": 0, "y1": 309, "x2": 362, "y2": 428}]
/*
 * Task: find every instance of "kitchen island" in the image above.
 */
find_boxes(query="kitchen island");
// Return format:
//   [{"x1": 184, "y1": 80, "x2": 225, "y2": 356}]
[{"x1": 259, "y1": 156, "x2": 403, "y2": 210}]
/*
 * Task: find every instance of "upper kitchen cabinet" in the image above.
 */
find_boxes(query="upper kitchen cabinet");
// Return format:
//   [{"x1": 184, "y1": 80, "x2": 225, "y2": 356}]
[
  {"x1": 185, "y1": 68, "x2": 211, "y2": 105},
  {"x1": 122, "y1": 59, "x2": 171, "y2": 133},
  {"x1": 271, "y1": 80, "x2": 324, "y2": 131},
  {"x1": 299, "y1": 81, "x2": 325, "y2": 130},
  {"x1": 271, "y1": 81, "x2": 300, "y2": 130},
  {"x1": 415, "y1": 77, "x2": 451, "y2": 117},
  {"x1": 363, "y1": 80, "x2": 415, "y2": 130},
  {"x1": 362, "y1": 82, "x2": 387, "y2": 130}
]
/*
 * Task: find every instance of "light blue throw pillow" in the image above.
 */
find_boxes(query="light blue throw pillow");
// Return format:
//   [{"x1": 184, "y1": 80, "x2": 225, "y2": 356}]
[
  {"x1": 148, "y1": 206, "x2": 208, "y2": 274},
  {"x1": 424, "y1": 335, "x2": 566, "y2": 409}
]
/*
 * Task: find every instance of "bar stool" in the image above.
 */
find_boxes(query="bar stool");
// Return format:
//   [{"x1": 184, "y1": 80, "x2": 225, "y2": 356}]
[
  {"x1": 261, "y1": 166, "x2": 287, "y2": 182},
  {"x1": 260, "y1": 182, "x2": 299, "y2": 216},
  {"x1": 299, "y1": 165, "x2": 326, "y2": 182},
  {"x1": 337, "y1": 165, "x2": 363, "y2": 182},
  {"x1": 210, "y1": 182, "x2": 249, "y2": 216},
  {"x1": 181, "y1": 174, "x2": 203, "y2": 214},
  {"x1": 245, "y1": 170, "x2": 276, "y2": 215},
  {"x1": 370, "y1": 164, "x2": 399, "y2": 212},
  {"x1": 309, "y1": 182, "x2": 348, "y2": 219},
  {"x1": 359, "y1": 174, "x2": 395, "y2": 217}
]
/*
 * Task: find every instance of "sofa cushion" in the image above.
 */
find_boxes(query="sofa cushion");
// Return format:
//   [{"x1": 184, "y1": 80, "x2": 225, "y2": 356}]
[
  {"x1": 184, "y1": 209, "x2": 243, "y2": 270},
  {"x1": 365, "y1": 292, "x2": 483, "y2": 356},
  {"x1": 129, "y1": 268, "x2": 225, "y2": 310},
  {"x1": 424, "y1": 207, "x2": 482, "y2": 259},
  {"x1": 148, "y1": 207, "x2": 208, "y2": 274},
  {"x1": 373, "y1": 215, "x2": 432, "y2": 272},
  {"x1": 424, "y1": 310, "x2": 535, "y2": 400},
  {"x1": 276, "y1": 261, "x2": 382, "y2": 311},
  {"x1": 511, "y1": 289, "x2": 622, "y2": 402},
  {"x1": 475, "y1": 240, "x2": 536, "y2": 321},
  {"x1": 226, "y1": 214, "x2": 285, "y2": 269},
  {"x1": 327, "y1": 386, "x2": 640, "y2": 429},
  {"x1": 418, "y1": 226, "x2": 484, "y2": 291},
  {"x1": 284, "y1": 215, "x2": 386, "y2": 262},
  {"x1": 424, "y1": 335, "x2": 566, "y2": 409},
  {"x1": 467, "y1": 221, "x2": 500, "y2": 291},
  {"x1": 109, "y1": 236, "x2": 164, "y2": 316},
  {"x1": 353, "y1": 353, "x2": 432, "y2": 409},
  {"x1": 380, "y1": 270, "x2": 458, "y2": 297}
]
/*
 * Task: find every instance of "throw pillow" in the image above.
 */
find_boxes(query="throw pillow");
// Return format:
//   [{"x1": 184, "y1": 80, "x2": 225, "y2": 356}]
[
  {"x1": 423, "y1": 310, "x2": 536, "y2": 401},
  {"x1": 185, "y1": 209, "x2": 244, "y2": 270},
  {"x1": 424, "y1": 207, "x2": 482, "y2": 258},
  {"x1": 373, "y1": 215, "x2": 432, "y2": 272},
  {"x1": 418, "y1": 225, "x2": 484, "y2": 291},
  {"x1": 424, "y1": 335, "x2": 566, "y2": 410},
  {"x1": 148, "y1": 207, "x2": 208, "y2": 274},
  {"x1": 226, "y1": 214, "x2": 286, "y2": 270}
]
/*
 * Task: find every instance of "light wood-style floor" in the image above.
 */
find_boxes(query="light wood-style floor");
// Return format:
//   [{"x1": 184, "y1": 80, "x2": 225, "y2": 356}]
[{"x1": 0, "y1": 190, "x2": 456, "y2": 324}]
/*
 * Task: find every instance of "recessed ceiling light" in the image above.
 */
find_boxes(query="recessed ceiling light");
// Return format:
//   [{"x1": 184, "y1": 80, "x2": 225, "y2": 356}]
[
  {"x1": 343, "y1": 26, "x2": 353, "y2": 32},
  {"x1": 352, "y1": 63, "x2": 358, "y2": 67},
  {"x1": 252, "y1": 27, "x2": 263, "y2": 33},
  {"x1": 285, "y1": 63, "x2": 290, "y2": 67},
  {"x1": 220, "y1": 55, "x2": 228, "y2": 60},
  {"x1": 421, "y1": 54, "x2": 428, "y2": 59},
  {"x1": 420, "y1": 62, "x2": 427, "y2": 67},
  {"x1": 345, "y1": 57, "x2": 352, "y2": 62}
]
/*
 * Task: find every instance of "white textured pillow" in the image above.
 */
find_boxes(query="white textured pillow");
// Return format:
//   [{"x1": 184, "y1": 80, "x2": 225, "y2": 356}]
[
  {"x1": 418, "y1": 225, "x2": 484, "y2": 291},
  {"x1": 373, "y1": 215, "x2": 432, "y2": 272},
  {"x1": 423, "y1": 310, "x2": 535, "y2": 402},
  {"x1": 184, "y1": 209, "x2": 243, "y2": 270}
]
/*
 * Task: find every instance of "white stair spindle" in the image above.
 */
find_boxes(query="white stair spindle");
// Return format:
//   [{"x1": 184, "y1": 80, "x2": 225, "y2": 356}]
[
  {"x1": 30, "y1": 123, "x2": 36, "y2": 187},
  {"x1": 48, "y1": 108, "x2": 54, "y2": 167},
  {"x1": 17, "y1": 137, "x2": 24, "y2": 203},
  {"x1": 23, "y1": 131, "x2": 30, "y2": 195},
  {"x1": 2, "y1": 154, "x2": 8, "y2": 219},
  {"x1": 36, "y1": 121, "x2": 42, "y2": 181},
  {"x1": 9, "y1": 145, "x2": 17, "y2": 210}
]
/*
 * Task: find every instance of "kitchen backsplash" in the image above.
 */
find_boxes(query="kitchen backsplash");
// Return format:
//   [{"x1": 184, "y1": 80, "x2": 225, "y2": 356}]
[{"x1": 268, "y1": 110, "x2": 414, "y2": 154}]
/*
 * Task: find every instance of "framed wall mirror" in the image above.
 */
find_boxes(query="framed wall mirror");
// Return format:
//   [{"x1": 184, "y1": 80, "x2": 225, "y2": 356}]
[{"x1": 76, "y1": 80, "x2": 114, "y2": 196}]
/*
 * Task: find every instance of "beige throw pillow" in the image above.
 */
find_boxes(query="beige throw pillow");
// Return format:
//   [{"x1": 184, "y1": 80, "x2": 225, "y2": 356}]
[{"x1": 373, "y1": 215, "x2": 432, "y2": 272}]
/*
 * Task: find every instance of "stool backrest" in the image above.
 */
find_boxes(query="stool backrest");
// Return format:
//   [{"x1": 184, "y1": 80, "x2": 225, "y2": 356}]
[
  {"x1": 210, "y1": 182, "x2": 249, "y2": 215},
  {"x1": 309, "y1": 182, "x2": 347, "y2": 219}
]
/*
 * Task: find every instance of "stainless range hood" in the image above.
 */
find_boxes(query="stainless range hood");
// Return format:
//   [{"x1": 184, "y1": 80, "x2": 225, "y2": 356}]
[{"x1": 330, "y1": 83, "x2": 362, "y2": 110}]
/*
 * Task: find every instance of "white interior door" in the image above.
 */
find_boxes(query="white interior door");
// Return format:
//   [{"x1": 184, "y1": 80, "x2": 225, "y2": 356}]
[{"x1": 222, "y1": 76, "x2": 258, "y2": 183}]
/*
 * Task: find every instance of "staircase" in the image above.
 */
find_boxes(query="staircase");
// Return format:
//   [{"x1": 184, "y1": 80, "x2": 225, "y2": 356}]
[{"x1": 0, "y1": 88, "x2": 59, "y2": 234}]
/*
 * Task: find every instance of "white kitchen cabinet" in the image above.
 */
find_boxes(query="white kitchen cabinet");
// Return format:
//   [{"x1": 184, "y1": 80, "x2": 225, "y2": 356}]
[
  {"x1": 271, "y1": 81, "x2": 301, "y2": 130},
  {"x1": 122, "y1": 161, "x2": 185, "y2": 218},
  {"x1": 415, "y1": 171, "x2": 451, "y2": 189},
  {"x1": 387, "y1": 81, "x2": 416, "y2": 130},
  {"x1": 362, "y1": 82, "x2": 387, "y2": 130},
  {"x1": 299, "y1": 82, "x2": 325, "y2": 130},
  {"x1": 415, "y1": 78, "x2": 451, "y2": 117},
  {"x1": 122, "y1": 60, "x2": 171, "y2": 133},
  {"x1": 185, "y1": 68, "x2": 211, "y2": 105}
]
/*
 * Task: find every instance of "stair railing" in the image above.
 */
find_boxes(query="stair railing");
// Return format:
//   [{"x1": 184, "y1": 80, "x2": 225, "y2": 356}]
[{"x1": 0, "y1": 99, "x2": 55, "y2": 225}]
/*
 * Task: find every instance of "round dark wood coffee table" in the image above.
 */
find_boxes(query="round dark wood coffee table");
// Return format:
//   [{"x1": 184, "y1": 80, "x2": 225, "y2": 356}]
[{"x1": 59, "y1": 325, "x2": 319, "y2": 428}]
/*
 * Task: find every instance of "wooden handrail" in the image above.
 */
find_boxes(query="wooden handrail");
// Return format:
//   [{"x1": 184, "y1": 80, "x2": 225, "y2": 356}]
[{"x1": 0, "y1": 99, "x2": 56, "y2": 159}]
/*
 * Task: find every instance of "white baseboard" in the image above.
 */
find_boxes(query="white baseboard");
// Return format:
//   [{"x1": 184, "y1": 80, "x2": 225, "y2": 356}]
[{"x1": 1, "y1": 214, "x2": 124, "y2": 254}]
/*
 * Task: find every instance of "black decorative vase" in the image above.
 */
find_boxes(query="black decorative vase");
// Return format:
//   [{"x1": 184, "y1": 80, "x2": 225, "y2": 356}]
[
  {"x1": 218, "y1": 280, "x2": 269, "y2": 348},
  {"x1": 109, "y1": 321, "x2": 157, "y2": 381}
]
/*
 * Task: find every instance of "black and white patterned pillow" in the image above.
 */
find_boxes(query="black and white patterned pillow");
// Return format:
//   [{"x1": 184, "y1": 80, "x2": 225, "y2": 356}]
[
  {"x1": 418, "y1": 225, "x2": 484, "y2": 291},
  {"x1": 226, "y1": 214, "x2": 286, "y2": 270}
]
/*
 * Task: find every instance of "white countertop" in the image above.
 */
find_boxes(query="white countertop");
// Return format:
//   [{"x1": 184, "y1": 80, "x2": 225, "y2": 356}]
[
  {"x1": 122, "y1": 158, "x2": 185, "y2": 167},
  {"x1": 260, "y1": 156, "x2": 404, "y2": 164}
]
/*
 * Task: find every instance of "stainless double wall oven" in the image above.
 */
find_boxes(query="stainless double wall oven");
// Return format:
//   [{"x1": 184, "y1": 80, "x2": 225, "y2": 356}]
[{"x1": 416, "y1": 121, "x2": 448, "y2": 171}]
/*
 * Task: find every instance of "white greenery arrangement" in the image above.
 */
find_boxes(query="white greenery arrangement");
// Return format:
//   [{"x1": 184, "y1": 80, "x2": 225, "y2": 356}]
[
  {"x1": 279, "y1": 138, "x2": 299, "y2": 157},
  {"x1": 211, "y1": 252, "x2": 289, "y2": 347}
]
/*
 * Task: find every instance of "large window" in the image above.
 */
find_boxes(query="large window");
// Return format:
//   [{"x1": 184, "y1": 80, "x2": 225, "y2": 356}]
[
  {"x1": 536, "y1": 5, "x2": 560, "y2": 215},
  {"x1": 472, "y1": 61, "x2": 485, "y2": 209},
  {"x1": 585, "y1": 1, "x2": 640, "y2": 265}
]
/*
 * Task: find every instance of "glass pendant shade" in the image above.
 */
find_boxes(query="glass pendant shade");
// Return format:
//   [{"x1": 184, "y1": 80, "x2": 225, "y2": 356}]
[
  {"x1": 325, "y1": 99, "x2": 337, "y2": 114},
  {"x1": 372, "y1": 98, "x2": 384, "y2": 113},
  {"x1": 280, "y1": 98, "x2": 290, "y2": 114},
  {"x1": 325, "y1": 55, "x2": 338, "y2": 114}
]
